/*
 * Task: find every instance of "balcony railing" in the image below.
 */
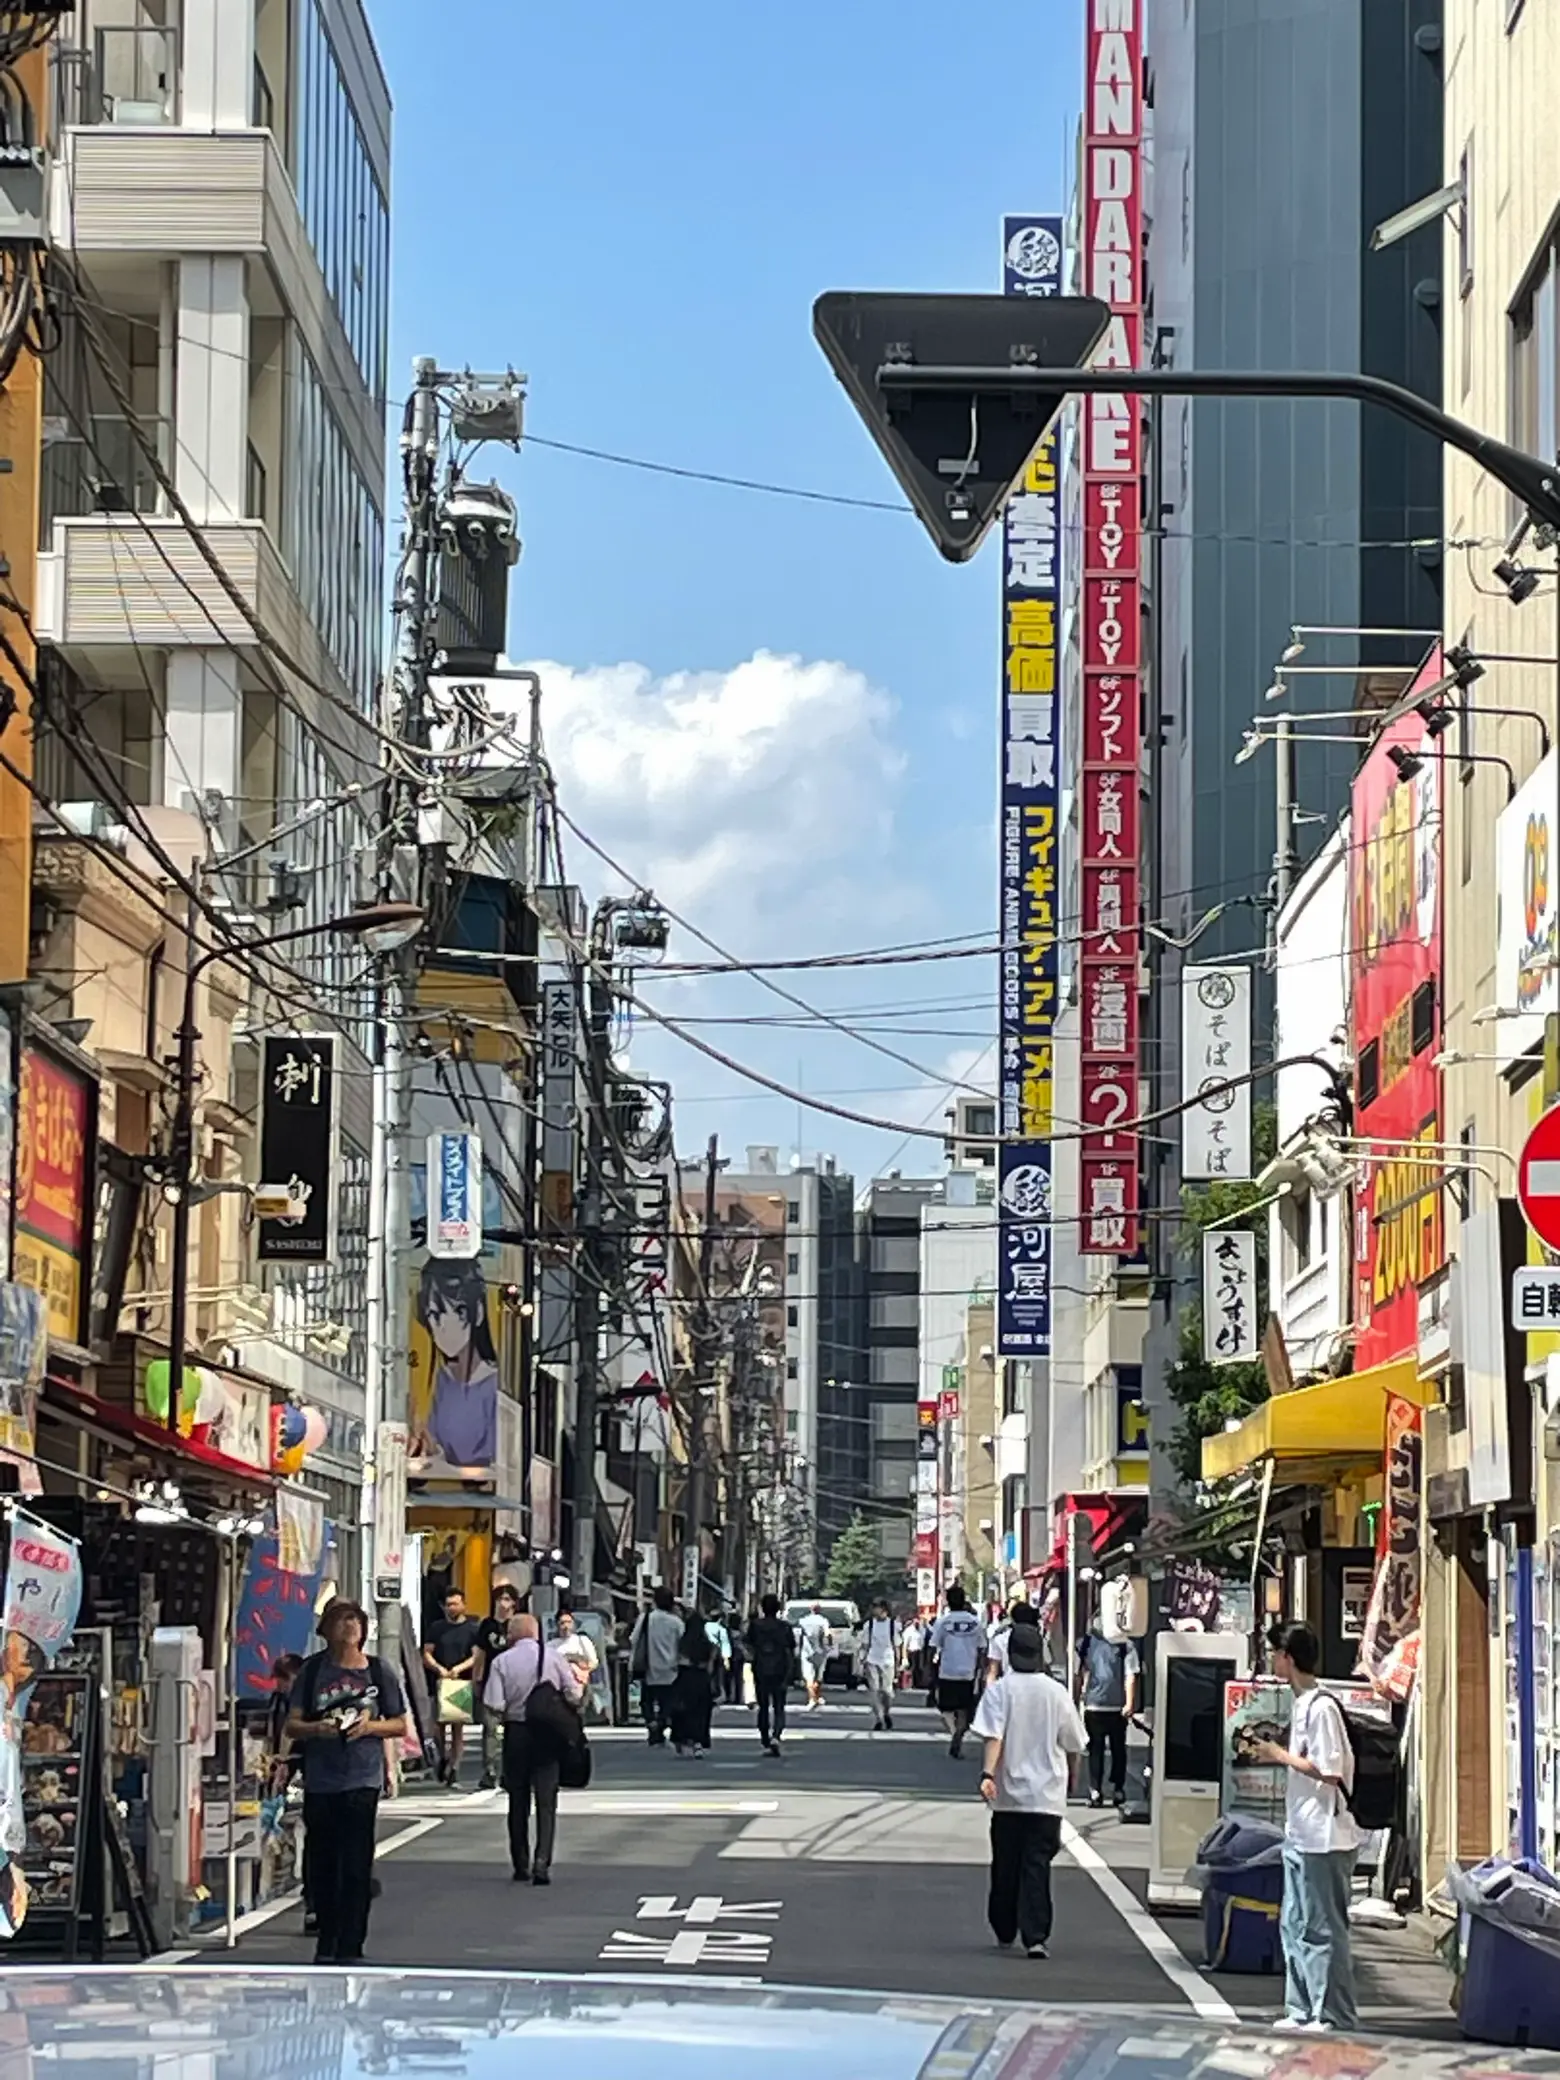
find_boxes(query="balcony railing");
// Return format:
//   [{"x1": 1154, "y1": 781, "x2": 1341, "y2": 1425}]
[
  {"x1": 41, "y1": 414, "x2": 169, "y2": 536},
  {"x1": 53, "y1": 25, "x2": 178, "y2": 130}
]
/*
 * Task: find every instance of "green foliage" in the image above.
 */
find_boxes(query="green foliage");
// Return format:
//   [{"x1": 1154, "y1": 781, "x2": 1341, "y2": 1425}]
[
  {"x1": 1162, "y1": 1102, "x2": 1278, "y2": 1487},
  {"x1": 823, "y1": 1512, "x2": 900, "y2": 1606}
]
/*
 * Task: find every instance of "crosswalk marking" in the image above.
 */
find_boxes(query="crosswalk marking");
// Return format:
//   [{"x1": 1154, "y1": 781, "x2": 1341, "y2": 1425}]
[
  {"x1": 636, "y1": 1894, "x2": 782, "y2": 1923},
  {"x1": 599, "y1": 1928, "x2": 774, "y2": 1966}
]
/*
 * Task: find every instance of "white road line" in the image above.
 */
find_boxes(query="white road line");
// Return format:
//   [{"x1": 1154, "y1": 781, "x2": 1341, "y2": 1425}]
[
  {"x1": 217, "y1": 1817, "x2": 443, "y2": 1942},
  {"x1": 573, "y1": 1798, "x2": 780, "y2": 1816},
  {"x1": 1060, "y1": 1821, "x2": 1237, "y2": 2023}
]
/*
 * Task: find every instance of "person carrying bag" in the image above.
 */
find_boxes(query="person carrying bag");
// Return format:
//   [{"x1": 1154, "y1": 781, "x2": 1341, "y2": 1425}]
[{"x1": 482, "y1": 1615, "x2": 587, "y2": 1885}]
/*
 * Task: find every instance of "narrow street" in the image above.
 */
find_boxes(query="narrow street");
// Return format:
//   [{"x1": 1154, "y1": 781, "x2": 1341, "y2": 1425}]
[{"x1": 225, "y1": 1695, "x2": 1451, "y2": 2037}]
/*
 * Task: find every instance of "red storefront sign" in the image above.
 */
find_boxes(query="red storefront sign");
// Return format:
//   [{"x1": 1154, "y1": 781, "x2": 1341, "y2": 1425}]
[
  {"x1": 1079, "y1": 0, "x2": 1145, "y2": 1254},
  {"x1": 1350, "y1": 654, "x2": 1446, "y2": 1369}
]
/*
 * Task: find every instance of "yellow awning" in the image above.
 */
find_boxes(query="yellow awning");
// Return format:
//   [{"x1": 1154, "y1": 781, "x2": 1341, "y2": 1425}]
[{"x1": 1201, "y1": 1356, "x2": 1435, "y2": 1483}]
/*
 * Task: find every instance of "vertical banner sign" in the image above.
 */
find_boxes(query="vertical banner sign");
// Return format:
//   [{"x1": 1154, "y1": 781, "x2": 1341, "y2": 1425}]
[
  {"x1": 1202, "y1": 1229, "x2": 1258, "y2": 1363},
  {"x1": 426, "y1": 1129, "x2": 483, "y2": 1259},
  {"x1": 1079, "y1": 0, "x2": 1145, "y2": 1255},
  {"x1": 0, "y1": 1511, "x2": 82, "y2": 1934},
  {"x1": 1360, "y1": 1394, "x2": 1423, "y2": 1700},
  {"x1": 998, "y1": 212, "x2": 1063, "y2": 1359},
  {"x1": 539, "y1": 980, "x2": 578, "y2": 1390},
  {"x1": 374, "y1": 1420, "x2": 409, "y2": 1601},
  {"x1": 915, "y1": 1399, "x2": 938, "y2": 1573},
  {"x1": 1182, "y1": 966, "x2": 1253, "y2": 1180},
  {"x1": 258, "y1": 1036, "x2": 336, "y2": 1263},
  {"x1": 14, "y1": 1046, "x2": 92, "y2": 1344},
  {"x1": 1350, "y1": 656, "x2": 1445, "y2": 1370}
]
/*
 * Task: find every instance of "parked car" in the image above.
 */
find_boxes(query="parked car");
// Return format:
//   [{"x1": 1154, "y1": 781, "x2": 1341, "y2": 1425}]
[{"x1": 782, "y1": 1597, "x2": 862, "y2": 1688}]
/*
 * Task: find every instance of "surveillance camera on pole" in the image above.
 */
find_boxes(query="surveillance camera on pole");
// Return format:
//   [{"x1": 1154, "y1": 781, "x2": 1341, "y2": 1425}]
[{"x1": 812, "y1": 291, "x2": 1111, "y2": 562}]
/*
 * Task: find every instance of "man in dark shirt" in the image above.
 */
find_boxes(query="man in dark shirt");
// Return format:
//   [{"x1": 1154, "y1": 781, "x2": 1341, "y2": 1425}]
[
  {"x1": 746, "y1": 1594, "x2": 795, "y2": 1757},
  {"x1": 473, "y1": 1585, "x2": 520, "y2": 1789},
  {"x1": 286, "y1": 1599, "x2": 407, "y2": 1964},
  {"x1": 423, "y1": 1589, "x2": 479, "y2": 1786}
]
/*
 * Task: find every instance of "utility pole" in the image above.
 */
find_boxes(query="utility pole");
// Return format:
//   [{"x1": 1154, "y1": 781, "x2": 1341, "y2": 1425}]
[
  {"x1": 685, "y1": 1133, "x2": 720, "y2": 1610},
  {"x1": 1272, "y1": 714, "x2": 1298, "y2": 919},
  {"x1": 570, "y1": 905, "x2": 613, "y2": 1604}
]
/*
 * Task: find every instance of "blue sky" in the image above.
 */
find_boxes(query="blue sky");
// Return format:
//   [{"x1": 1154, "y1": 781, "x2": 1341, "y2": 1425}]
[{"x1": 372, "y1": 1, "x2": 1082, "y2": 1183}]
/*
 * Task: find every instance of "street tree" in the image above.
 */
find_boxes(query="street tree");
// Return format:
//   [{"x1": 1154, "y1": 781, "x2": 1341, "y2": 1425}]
[{"x1": 824, "y1": 1512, "x2": 896, "y2": 1607}]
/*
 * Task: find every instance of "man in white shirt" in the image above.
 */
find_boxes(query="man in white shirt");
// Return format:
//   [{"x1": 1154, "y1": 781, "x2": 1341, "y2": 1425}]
[
  {"x1": 482, "y1": 1615, "x2": 583, "y2": 1885},
  {"x1": 986, "y1": 1598, "x2": 1039, "y2": 1682},
  {"x1": 858, "y1": 1599, "x2": 899, "y2": 1729},
  {"x1": 1253, "y1": 1622, "x2": 1361, "y2": 2034},
  {"x1": 797, "y1": 1604, "x2": 832, "y2": 1711},
  {"x1": 929, "y1": 1583, "x2": 987, "y2": 1758},
  {"x1": 972, "y1": 1622, "x2": 1085, "y2": 1958}
]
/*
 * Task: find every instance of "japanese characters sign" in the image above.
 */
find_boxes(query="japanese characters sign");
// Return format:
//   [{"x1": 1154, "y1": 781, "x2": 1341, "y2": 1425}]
[
  {"x1": 14, "y1": 1046, "x2": 93, "y2": 1346},
  {"x1": 1494, "y1": 746, "x2": 1557, "y2": 1069},
  {"x1": 1182, "y1": 965, "x2": 1253, "y2": 1181},
  {"x1": 1078, "y1": 0, "x2": 1144, "y2": 1254},
  {"x1": 1359, "y1": 1394, "x2": 1422, "y2": 1701},
  {"x1": 1350, "y1": 660, "x2": 1444, "y2": 1370},
  {"x1": 1202, "y1": 1229, "x2": 1258, "y2": 1364},
  {"x1": 0, "y1": 1510, "x2": 81, "y2": 1929},
  {"x1": 998, "y1": 211, "x2": 1062, "y2": 1359},
  {"x1": 1510, "y1": 1265, "x2": 1560, "y2": 1332},
  {"x1": 258, "y1": 1035, "x2": 336, "y2": 1263},
  {"x1": 426, "y1": 1129, "x2": 483, "y2": 1259}
]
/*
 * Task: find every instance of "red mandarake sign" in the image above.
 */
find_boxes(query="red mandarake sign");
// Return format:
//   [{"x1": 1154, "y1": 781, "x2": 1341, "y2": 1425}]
[{"x1": 1518, "y1": 1104, "x2": 1560, "y2": 1252}]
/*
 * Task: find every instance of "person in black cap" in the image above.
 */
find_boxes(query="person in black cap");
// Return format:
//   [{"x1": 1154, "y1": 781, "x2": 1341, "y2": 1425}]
[{"x1": 971, "y1": 1621, "x2": 1086, "y2": 1960}]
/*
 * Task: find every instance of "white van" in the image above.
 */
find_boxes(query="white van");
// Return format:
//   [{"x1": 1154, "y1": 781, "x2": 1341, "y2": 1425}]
[{"x1": 782, "y1": 1597, "x2": 862, "y2": 1688}]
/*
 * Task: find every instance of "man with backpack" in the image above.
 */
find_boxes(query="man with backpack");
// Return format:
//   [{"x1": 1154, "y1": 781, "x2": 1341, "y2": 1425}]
[
  {"x1": 1253, "y1": 1622, "x2": 1362, "y2": 2034},
  {"x1": 482, "y1": 1613, "x2": 584, "y2": 1884},
  {"x1": 285, "y1": 1598, "x2": 408, "y2": 1965}
]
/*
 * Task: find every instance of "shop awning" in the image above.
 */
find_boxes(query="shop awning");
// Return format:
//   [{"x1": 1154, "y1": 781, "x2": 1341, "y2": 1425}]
[
  {"x1": 1200, "y1": 1356, "x2": 1435, "y2": 1483},
  {"x1": 44, "y1": 1374, "x2": 276, "y2": 1489},
  {"x1": 408, "y1": 1490, "x2": 527, "y2": 1513}
]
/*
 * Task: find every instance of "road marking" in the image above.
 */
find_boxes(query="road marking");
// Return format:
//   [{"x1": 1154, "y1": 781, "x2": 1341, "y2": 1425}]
[
  {"x1": 636, "y1": 1894, "x2": 782, "y2": 1923},
  {"x1": 600, "y1": 1928, "x2": 774, "y2": 1966},
  {"x1": 571, "y1": 1797, "x2": 780, "y2": 1815},
  {"x1": 1061, "y1": 1820, "x2": 1237, "y2": 2022}
]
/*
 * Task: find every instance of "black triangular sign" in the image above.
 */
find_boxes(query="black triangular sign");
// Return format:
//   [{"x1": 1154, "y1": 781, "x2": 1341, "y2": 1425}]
[{"x1": 813, "y1": 291, "x2": 1111, "y2": 563}]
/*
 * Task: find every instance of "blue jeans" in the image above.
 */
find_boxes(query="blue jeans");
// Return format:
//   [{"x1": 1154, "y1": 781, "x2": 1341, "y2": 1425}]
[{"x1": 1280, "y1": 1843, "x2": 1359, "y2": 2027}]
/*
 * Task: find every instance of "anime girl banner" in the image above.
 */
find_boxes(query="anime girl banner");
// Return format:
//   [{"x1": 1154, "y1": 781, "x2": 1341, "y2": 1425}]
[{"x1": 408, "y1": 1256, "x2": 503, "y2": 1478}]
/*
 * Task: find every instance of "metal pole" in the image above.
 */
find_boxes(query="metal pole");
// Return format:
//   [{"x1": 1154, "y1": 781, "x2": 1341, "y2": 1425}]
[
  {"x1": 224, "y1": 1532, "x2": 240, "y2": 1947},
  {"x1": 360, "y1": 1012, "x2": 390, "y2": 1626},
  {"x1": 686, "y1": 1135, "x2": 720, "y2": 1609},
  {"x1": 1516, "y1": 1539, "x2": 1539, "y2": 1864},
  {"x1": 166, "y1": 893, "x2": 200, "y2": 1436},
  {"x1": 1273, "y1": 714, "x2": 1297, "y2": 916}
]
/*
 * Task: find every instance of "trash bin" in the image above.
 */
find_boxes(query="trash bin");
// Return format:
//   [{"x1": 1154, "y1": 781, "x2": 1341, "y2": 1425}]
[
  {"x1": 1448, "y1": 1859, "x2": 1560, "y2": 2050},
  {"x1": 1195, "y1": 1816, "x2": 1285, "y2": 1974}
]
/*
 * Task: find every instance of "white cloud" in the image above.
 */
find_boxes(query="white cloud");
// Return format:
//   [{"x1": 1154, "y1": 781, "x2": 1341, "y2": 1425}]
[{"x1": 516, "y1": 648, "x2": 906, "y2": 944}]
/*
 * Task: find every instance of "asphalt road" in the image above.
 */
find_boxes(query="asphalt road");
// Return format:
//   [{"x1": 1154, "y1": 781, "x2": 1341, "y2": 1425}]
[{"x1": 227, "y1": 1692, "x2": 1453, "y2": 2035}]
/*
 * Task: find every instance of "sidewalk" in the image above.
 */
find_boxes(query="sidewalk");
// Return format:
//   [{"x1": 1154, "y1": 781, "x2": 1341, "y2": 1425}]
[{"x1": 1070, "y1": 1806, "x2": 1459, "y2": 2039}]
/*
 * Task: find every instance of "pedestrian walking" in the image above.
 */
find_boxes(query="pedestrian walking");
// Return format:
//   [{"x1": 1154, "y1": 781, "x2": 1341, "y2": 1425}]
[
  {"x1": 797, "y1": 1601, "x2": 831, "y2": 1710},
  {"x1": 747, "y1": 1593, "x2": 794, "y2": 1755},
  {"x1": 1253, "y1": 1622, "x2": 1361, "y2": 2034},
  {"x1": 422, "y1": 1588, "x2": 479, "y2": 1785},
  {"x1": 482, "y1": 1613, "x2": 583, "y2": 1885},
  {"x1": 930, "y1": 1584, "x2": 987, "y2": 1758},
  {"x1": 986, "y1": 1599, "x2": 1038, "y2": 1684},
  {"x1": 705, "y1": 1608, "x2": 734, "y2": 1705},
  {"x1": 726, "y1": 1609, "x2": 749, "y2": 1705},
  {"x1": 972, "y1": 1621, "x2": 1085, "y2": 1959},
  {"x1": 1075, "y1": 1618, "x2": 1139, "y2": 1808},
  {"x1": 672, "y1": 1610, "x2": 719, "y2": 1755},
  {"x1": 555, "y1": 1609, "x2": 600, "y2": 1696},
  {"x1": 473, "y1": 1585, "x2": 520, "y2": 1790},
  {"x1": 285, "y1": 1598, "x2": 408, "y2": 1965},
  {"x1": 900, "y1": 1616, "x2": 923, "y2": 1691},
  {"x1": 859, "y1": 1598, "x2": 899, "y2": 1729},
  {"x1": 629, "y1": 1585, "x2": 682, "y2": 1746}
]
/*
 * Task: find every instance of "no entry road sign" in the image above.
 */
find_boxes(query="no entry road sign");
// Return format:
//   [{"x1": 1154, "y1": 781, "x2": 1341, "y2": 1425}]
[{"x1": 1517, "y1": 1105, "x2": 1560, "y2": 1251}]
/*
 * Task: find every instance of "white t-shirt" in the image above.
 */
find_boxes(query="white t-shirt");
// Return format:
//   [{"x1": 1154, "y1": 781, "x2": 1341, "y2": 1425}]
[
  {"x1": 860, "y1": 1615, "x2": 898, "y2": 1670},
  {"x1": 972, "y1": 1671, "x2": 1086, "y2": 1814},
  {"x1": 798, "y1": 1612, "x2": 831, "y2": 1664},
  {"x1": 930, "y1": 1610, "x2": 987, "y2": 1681},
  {"x1": 1285, "y1": 1687, "x2": 1361, "y2": 1854}
]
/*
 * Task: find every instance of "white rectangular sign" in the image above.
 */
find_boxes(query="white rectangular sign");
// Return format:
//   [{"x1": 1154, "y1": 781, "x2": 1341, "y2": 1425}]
[
  {"x1": 1182, "y1": 965, "x2": 1253, "y2": 1181},
  {"x1": 373, "y1": 1420, "x2": 408, "y2": 1598},
  {"x1": 1456, "y1": 1207, "x2": 1510, "y2": 1509},
  {"x1": 1511, "y1": 1265, "x2": 1560, "y2": 1334},
  {"x1": 426, "y1": 1129, "x2": 482, "y2": 1258},
  {"x1": 1202, "y1": 1228, "x2": 1259, "y2": 1363},
  {"x1": 1495, "y1": 747, "x2": 1558, "y2": 1067}
]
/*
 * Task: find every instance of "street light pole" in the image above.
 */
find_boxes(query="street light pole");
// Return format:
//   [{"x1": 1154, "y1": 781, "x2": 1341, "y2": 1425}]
[{"x1": 163, "y1": 902, "x2": 424, "y2": 1440}]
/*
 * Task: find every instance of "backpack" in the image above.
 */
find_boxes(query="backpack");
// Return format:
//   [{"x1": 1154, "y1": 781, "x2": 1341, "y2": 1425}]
[{"x1": 1321, "y1": 1693, "x2": 1401, "y2": 1832}]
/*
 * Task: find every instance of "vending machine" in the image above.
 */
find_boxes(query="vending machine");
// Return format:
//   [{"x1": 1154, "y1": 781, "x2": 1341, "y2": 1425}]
[
  {"x1": 146, "y1": 1626, "x2": 203, "y2": 1947},
  {"x1": 1148, "y1": 1628, "x2": 1249, "y2": 1909}
]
